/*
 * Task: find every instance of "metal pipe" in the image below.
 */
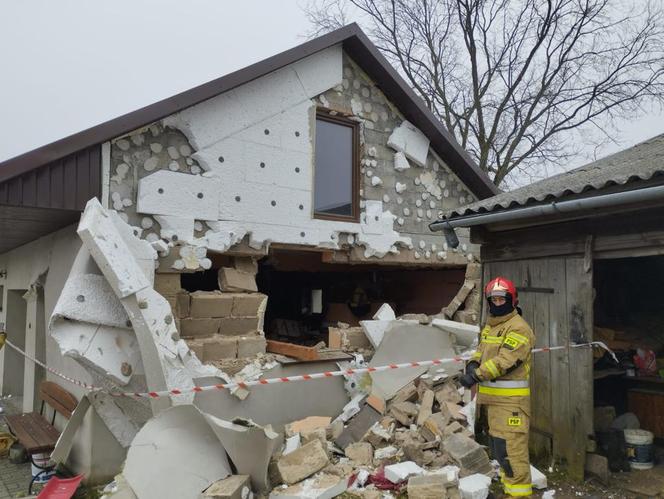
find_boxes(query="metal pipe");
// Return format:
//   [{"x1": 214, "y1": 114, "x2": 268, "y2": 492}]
[{"x1": 429, "y1": 183, "x2": 664, "y2": 247}]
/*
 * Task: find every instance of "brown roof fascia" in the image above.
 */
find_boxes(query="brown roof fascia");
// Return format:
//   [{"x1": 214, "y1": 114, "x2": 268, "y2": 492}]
[{"x1": 0, "y1": 23, "x2": 497, "y2": 198}]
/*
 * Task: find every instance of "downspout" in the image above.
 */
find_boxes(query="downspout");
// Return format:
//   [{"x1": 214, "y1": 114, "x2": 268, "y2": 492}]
[{"x1": 429, "y1": 183, "x2": 664, "y2": 248}]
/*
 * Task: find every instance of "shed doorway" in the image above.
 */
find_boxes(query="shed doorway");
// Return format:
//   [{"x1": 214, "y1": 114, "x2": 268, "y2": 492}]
[{"x1": 593, "y1": 255, "x2": 664, "y2": 468}]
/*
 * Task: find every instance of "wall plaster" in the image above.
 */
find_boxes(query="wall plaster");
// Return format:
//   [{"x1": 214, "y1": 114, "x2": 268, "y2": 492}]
[{"x1": 107, "y1": 47, "x2": 479, "y2": 270}]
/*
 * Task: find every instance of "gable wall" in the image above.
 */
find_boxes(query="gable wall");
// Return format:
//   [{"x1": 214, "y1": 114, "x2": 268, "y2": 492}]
[{"x1": 107, "y1": 46, "x2": 478, "y2": 270}]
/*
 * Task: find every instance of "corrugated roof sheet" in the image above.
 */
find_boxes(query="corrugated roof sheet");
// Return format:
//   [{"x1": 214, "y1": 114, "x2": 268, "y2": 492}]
[{"x1": 444, "y1": 133, "x2": 664, "y2": 218}]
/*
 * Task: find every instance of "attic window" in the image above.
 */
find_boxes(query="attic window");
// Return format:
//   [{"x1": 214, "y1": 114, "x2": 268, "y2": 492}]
[{"x1": 313, "y1": 112, "x2": 359, "y2": 221}]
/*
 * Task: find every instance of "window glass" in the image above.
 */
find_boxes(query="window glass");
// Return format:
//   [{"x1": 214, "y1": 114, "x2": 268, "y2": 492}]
[{"x1": 314, "y1": 116, "x2": 354, "y2": 217}]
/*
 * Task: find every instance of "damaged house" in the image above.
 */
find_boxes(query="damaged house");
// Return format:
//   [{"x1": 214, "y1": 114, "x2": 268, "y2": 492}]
[{"x1": 0, "y1": 24, "x2": 498, "y2": 493}]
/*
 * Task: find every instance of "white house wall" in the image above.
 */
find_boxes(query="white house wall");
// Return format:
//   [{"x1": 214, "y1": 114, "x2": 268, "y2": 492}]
[{"x1": 108, "y1": 46, "x2": 478, "y2": 269}]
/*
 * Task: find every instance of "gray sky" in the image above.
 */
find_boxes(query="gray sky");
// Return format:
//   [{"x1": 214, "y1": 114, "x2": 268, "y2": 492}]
[{"x1": 1, "y1": 0, "x2": 662, "y2": 181}]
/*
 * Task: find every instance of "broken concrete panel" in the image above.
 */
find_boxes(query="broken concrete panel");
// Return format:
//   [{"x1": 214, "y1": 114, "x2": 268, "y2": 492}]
[
  {"x1": 194, "y1": 360, "x2": 349, "y2": 427},
  {"x1": 164, "y1": 46, "x2": 341, "y2": 151},
  {"x1": 373, "y1": 303, "x2": 396, "y2": 321},
  {"x1": 190, "y1": 291, "x2": 234, "y2": 318},
  {"x1": 136, "y1": 170, "x2": 220, "y2": 220},
  {"x1": 219, "y1": 267, "x2": 258, "y2": 292},
  {"x1": 204, "y1": 414, "x2": 282, "y2": 493},
  {"x1": 124, "y1": 405, "x2": 231, "y2": 499},
  {"x1": 431, "y1": 319, "x2": 479, "y2": 349},
  {"x1": 387, "y1": 121, "x2": 430, "y2": 167},
  {"x1": 369, "y1": 324, "x2": 456, "y2": 401},
  {"x1": 232, "y1": 293, "x2": 267, "y2": 317},
  {"x1": 334, "y1": 405, "x2": 382, "y2": 450},
  {"x1": 277, "y1": 439, "x2": 329, "y2": 485},
  {"x1": 153, "y1": 215, "x2": 195, "y2": 243},
  {"x1": 269, "y1": 473, "x2": 346, "y2": 499},
  {"x1": 51, "y1": 395, "x2": 92, "y2": 466},
  {"x1": 78, "y1": 199, "x2": 152, "y2": 298},
  {"x1": 203, "y1": 475, "x2": 252, "y2": 499}
]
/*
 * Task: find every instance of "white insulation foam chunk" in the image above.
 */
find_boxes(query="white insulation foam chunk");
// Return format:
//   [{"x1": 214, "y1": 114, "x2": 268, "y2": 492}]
[
  {"x1": 373, "y1": 303, "x2": 396, "y2": 321},
  {"x1": 385, "y1": 461, "x2": 424, "y2": 483},
  {"x1": 531, "y1": 465, "x2": 547, "y2": 489},
  {"x1": 137, "y1": 170, "x2": 220, "y2": 220},
  {"x1": 388, "y1": 121, "x2": 430, "y2": 167},
  {"x1": 154, "y1": 215, "x2": 195, "y2": 243},
  {"x1": 459, "y1": 473, "x2": 491, "y2": 499},
  {"x1": 77, "y1": 199, "x2": 151, "y2": 298}
]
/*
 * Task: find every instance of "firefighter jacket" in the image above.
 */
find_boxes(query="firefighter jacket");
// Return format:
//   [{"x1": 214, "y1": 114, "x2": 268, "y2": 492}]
[{"x1": 471, "y1": 309, "x2": 535, "y2": 412}]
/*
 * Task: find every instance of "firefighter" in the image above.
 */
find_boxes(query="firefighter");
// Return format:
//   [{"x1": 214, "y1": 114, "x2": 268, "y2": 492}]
[{"x1": 459, "y1": 277, "x2": 535, "y2": 497}]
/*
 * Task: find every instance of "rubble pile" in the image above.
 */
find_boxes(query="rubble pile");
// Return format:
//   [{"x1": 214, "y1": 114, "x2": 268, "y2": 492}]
[{"x1": 264, "y1": 370, "x2": 493, "y2": 499}]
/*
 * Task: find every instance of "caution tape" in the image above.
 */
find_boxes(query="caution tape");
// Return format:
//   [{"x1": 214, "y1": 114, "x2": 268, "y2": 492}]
[{"x1": 4, "y1": 339, "x2": 615, "y2": 400}]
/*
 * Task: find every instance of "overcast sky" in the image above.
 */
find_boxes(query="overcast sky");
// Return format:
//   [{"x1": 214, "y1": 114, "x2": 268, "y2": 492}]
[{"x1": 1, "y1": 0, "x2": 662, "y2": 178}]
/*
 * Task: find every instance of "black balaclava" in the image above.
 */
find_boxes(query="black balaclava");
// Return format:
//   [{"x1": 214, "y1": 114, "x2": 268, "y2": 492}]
[{"x1": 488, "y1": 294, "x2": 515, "y2": 317}]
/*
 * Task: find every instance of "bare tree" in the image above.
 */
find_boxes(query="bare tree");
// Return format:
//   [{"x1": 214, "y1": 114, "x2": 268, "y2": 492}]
[{"x1": 306, "y1": 0, "x2": 664, "y2": 187}]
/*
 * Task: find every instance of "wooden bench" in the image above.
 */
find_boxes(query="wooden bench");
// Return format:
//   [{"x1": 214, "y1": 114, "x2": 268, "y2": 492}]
[{"x1": 5, "y1": 381, "x2": 77, "y2": 492}]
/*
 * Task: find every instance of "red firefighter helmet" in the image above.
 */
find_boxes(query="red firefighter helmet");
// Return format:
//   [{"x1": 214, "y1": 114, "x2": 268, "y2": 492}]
[{"x1": 484, "y1": 276, "x2": 518, "y2": 306}]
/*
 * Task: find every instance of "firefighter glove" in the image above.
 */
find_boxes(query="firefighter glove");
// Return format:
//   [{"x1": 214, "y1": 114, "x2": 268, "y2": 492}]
[{"x1": 459, "y1": 371, "x2": 479, "y2": 388}]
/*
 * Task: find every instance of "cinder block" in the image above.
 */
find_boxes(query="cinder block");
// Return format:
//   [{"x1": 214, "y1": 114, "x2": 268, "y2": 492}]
[
  {"x1": 190, "y1": 291, "x2": 234, "y2": 318},
  {"x1": 203, "y1": 475, "x2": 251, "y2": 499},
  {"x1": 154, "y1": 273, "x2": 182, "y2": 295},
  {"x1": 176, "y1": 292, "x2": 190, "y2": 318},
  {"x1": 219, "y1": 317, "x2": 259, "y2": 336},
  {"x1": 231, "y1": 293, "x2": 267, "y2": 317},
  {"x1": 233, "y1": 256, "x2": 258, "y2": 275},
  {"x1": 218, "y1": 267, "x2": 257, "y2": 293},
  {"x1": 237, "y1": 335, "x2": 267, "y2": 358},
  {"x1": 180, "y1": 318, "x2": 221, "y2": 338},
  {"x1": 203, "y1": 336, "x2": 238, "y2": 361}
]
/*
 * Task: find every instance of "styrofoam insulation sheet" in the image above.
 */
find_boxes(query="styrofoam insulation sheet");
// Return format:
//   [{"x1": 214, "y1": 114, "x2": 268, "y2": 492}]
[
  {"x1": 387, "y1": 120, "x2": 430, "y2": 167},
  {"x1": 136, "y1": 170, "x2": 220, "y2": 220}
]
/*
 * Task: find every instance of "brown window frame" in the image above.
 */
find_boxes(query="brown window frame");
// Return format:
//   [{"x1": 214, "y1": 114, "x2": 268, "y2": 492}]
[{"x1": 313, "y1": 110, "x2": 361, "y2": 223}]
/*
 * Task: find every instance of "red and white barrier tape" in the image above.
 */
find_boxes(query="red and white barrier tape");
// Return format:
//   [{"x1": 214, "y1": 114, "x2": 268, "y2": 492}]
[{"x1": 4, "y1": 339, "x2": 614, "y2": 399}]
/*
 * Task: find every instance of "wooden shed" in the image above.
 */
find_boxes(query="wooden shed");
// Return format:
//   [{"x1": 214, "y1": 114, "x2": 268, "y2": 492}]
[{"x1": 430, "y1": 134, "x2": 664, "y2": 479}]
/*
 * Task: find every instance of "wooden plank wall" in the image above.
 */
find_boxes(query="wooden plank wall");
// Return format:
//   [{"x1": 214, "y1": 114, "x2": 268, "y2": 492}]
[{"x1": 483, "y1": 257, "x2": 592, "y2": 479}]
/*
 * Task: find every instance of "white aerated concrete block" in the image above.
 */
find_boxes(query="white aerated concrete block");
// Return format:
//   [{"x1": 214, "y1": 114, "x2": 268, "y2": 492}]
[
  {"x1": 384, "y1": 461, "x2": 424, "y2": 483},
  {"x1": 458, "y1": 473, "x2": 491, "y2": 499},
  {"x1": 137, "y1": 170, "x2": 220, "y2": 220},
  {"x1": 387, "y1": 121, "x2": 430, "y2": 167},
  {"x1": 531, "y1": 465, "x2": 547, "y2": 489}
]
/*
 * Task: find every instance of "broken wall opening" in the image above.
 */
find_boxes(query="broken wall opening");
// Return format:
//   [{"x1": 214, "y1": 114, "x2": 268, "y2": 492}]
[
  {"x1": 256, "y1": 248, "x2": 465, "y2": 346},
  {"x1": 593, "y1": 255, "x2": 664, "y2": 461}
]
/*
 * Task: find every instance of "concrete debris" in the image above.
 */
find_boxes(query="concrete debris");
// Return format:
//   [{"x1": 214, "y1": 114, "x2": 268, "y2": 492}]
[
  {"x1": 407, "y1": 474, "x2": 448, "y2": 498},
  {"x1": 269, "y1": 473, "x2": 347, "y2": 499},
  {"x1": 205, "y1": 415, "x2": 282, "y2": 493},
  {"x1": 374, "y1": 445, "x2": 399, "y2": 460},
  {"x1": 585, "y1": 453, "x2": 609, "y2": 484},
  {"x1": 335, "y1": 405, "x2": 381, "y2": 450},
  {"x1": 431, "y1": 319, "x2": 480, "y2": 349},
  {"x1": 443, "y1": 434, "x2": 492, "y2": 475},
  {"x1": 458, "y1": 473, "x2": 491, "y2": 499},
  {"x1": 203, "y1": 475, "x2": 253, "y2": 499},
  {"x1": 359, "y1": 319, "x2": 393, "y2": 349},
  {"x1": 384, "y1": 461, "x2": 424, "y2": 483},
  {"x1": 277, "y1": 439, "x2": 330, "y2": 485},
  {"x1": 345, "y1": 442, "x2": 374, "y2": 466},
  {"x1": 284, "y1": 435, "x2": 302, "y2": 456},
  {"x1": 219, "y1": 267, "x2": 258, "y2": 293},
  {"x1": 288, "y1": 416, "x2": 331, "y2": 435},
  {"x1": 443, "y1": 282, "x2": 475, "y2": 319}
]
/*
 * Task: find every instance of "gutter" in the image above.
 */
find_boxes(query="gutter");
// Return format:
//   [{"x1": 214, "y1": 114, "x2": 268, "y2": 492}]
[{"x1": 428, "y1": 183, "x2": 664, "y2": 248}]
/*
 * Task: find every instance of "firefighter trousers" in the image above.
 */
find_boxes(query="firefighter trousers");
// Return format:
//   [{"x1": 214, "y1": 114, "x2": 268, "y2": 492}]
[{"x1": 487, "y1": 405, "x2": 532, "y2": 497}]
